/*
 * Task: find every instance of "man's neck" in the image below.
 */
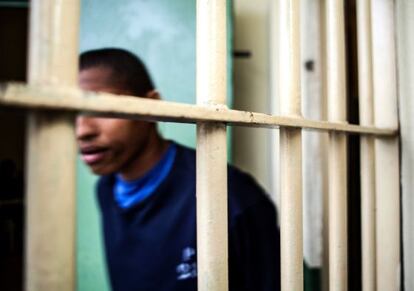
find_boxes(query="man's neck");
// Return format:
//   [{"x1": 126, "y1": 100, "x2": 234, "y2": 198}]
[{"x1": 119, "y1": 132, "x2": 170, "y2": 181}]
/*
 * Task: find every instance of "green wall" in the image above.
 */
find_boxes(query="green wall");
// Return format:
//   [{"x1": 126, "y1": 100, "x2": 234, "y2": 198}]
[
  {"x1": 77, "y1": 1, "x2": 232, "y2": 290},
  {"x1": 79, "y1": 0, "x2": 199, "y2": 146}
]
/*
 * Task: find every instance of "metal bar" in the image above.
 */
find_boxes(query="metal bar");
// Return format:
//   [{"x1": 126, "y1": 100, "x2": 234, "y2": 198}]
[
  {"x1": 371, "y1": 1, "x2": 401, "y2": 290},
  {"x1": 0, "y1": 84, "x2": 397, "y2": 136},
  {"x1": 396, "y1": 1, "x2": 414, "y2": 291},
  {"x1": 328, "y1": 133, "x2": 347, "y2": 291},
  {"x1": 196, "y1": 0, "x2": 228, "y2": 290},
  {"x1": 25, "y1": 0, "x2": 79, "y2": 290},
  {"x1": 196, "y1": 123, "x2": 227, "y2": 290},
  {"x1": 279, "y1": 0, "x2": 303, "y2": 290},
  {"x1": 326, "y1": 0, "x2": 348, "y2": 290},
  {"x1": 356, "y1": 1, "x2": 376, "y2": 290}
]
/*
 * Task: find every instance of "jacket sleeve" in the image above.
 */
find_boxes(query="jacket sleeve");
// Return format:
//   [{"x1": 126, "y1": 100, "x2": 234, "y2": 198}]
[{"x1": 228, "y1": 200, "x2": 281, "y2": 291}]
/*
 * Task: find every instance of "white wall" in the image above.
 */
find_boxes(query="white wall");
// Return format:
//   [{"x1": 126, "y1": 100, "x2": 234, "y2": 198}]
[
  {"x1": 300, "y1": 0, "x2": 327, "y2": 270},
  {"x1": 232, "y1": 0, "x2": 326, "y2": 271},
  {"x1": 232, "y1": 0, "x2": 272, "y2": 195}
]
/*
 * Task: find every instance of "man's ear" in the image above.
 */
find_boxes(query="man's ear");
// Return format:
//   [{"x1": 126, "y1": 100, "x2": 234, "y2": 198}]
[{"x1": 146, "y1": 90, "x2": 161, "y2": 100}]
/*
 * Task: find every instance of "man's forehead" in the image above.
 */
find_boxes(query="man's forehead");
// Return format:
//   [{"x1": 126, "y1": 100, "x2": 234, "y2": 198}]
[
  {"x1": 79, "y1": 66, "x2": 113, "y2": 81},
  {"x1": 79, "y1": 67, "x2": 133, "y2": 97},
  {"x1": 79, "y1": 67, "x2": 118, "y2": 87}
]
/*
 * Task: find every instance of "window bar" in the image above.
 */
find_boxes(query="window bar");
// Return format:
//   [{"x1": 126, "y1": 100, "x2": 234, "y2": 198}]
[
  {"x1": 279, "y1": 0, "x2": 303, "y2": 290},
  {"x1": 371, "y1": 1, "x2": 400, "y2": 290},
  {"x1": 326, "y1": 0, "x2": 348, "y2": 290},
  {"x1": 196, "y1": 0, "x2": 228, "y2": 290},
  {"x1": 356, "y1": 1, "x2": 376, "y2": 290},
  {"x1": 0, "y1": 84, "x2": 396, "y2": 136},
  {"x1": 25, "y1": 0, "x2": 79, "y2": 290}
]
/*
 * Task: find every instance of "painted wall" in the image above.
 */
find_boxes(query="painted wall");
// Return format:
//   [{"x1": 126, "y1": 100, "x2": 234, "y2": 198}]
[
  {"x1": 232, "y1": 1, "x2": 324, "y2": 290},
  {"x1": 77, "y1": 1, "x2": 232, "y2": 290},
  {"x1": 232, "y1": 0, "x2": 272, "y2": 195},
  {"x1": 79, "y1": 0, "x2": 198, "y2": 145}
]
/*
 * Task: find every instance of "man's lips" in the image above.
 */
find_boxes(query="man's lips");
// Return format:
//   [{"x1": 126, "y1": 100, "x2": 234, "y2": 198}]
[{"x1": 79, "y1": 146, "x2": 108, "y2": 165}]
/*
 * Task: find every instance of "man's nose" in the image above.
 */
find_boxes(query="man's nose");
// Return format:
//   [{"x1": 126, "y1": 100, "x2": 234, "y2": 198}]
[{"x1": 76, "y1": 115, "x2": 99, "y2": 141}]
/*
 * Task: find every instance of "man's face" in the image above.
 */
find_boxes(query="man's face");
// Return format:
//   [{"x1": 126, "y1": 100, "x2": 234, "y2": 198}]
[{"x1": 76, "y1": 66, "x2": 153, "y2": 177}]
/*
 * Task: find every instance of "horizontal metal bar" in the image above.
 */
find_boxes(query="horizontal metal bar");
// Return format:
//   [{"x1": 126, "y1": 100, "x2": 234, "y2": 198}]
[{"x1": 0, "y1": 83, "x2": 397, "y2": 136}]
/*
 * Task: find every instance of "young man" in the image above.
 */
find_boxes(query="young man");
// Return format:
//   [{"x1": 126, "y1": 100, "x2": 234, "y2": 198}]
[{"x1": 76, "y1": 48, "x2": 280, "y2": 291}]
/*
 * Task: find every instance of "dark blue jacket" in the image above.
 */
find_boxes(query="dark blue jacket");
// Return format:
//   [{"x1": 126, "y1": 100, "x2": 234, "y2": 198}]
[{"x1": 97, "y1": 143, "x2": 280, "y2": 291}]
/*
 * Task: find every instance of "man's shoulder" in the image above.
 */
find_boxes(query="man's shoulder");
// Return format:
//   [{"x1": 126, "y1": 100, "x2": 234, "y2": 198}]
[
  {"x1": 173, "y1": 141, "x2": 275, "y2": 212},
  {"x1": 171, "y1": 142, "x2": 196, "y2": 173},
  {"x1": 227, "y1": 165, "x2": 275, "y2": 218}
]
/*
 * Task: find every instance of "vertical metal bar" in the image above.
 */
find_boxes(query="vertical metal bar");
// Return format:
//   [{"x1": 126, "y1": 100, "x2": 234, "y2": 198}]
[
  {"x1": 371, "y1": 1, "x2": 400, "y2": 290},
  {"x1": 396, "y1": 1, "x2": 414, "y2": 291},
  {"x1": 25, "y1": 0, "x2": 79, "y2": 290},
  {"x1": 196, "y1": 1, "x2": 228, "y2": 291},
  {"x1": 326, "y1": 0, "x2": 348, "y2": 290},
  {"x1": 356, "y1": 1, "x2": 376, "y2": 290},
  {"x1": 279, "y1": 0, "x2": 303, "y2": 290}
]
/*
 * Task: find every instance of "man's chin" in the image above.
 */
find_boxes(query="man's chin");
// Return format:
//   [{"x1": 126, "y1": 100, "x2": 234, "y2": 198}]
[{"x1": 88, "y1": 165, "x2": 115, "y2": 176}]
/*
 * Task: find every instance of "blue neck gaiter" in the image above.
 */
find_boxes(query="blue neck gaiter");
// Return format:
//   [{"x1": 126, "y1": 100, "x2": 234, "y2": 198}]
[{"x1": 113, "y1": 143, "x2": 177, "y2": 209}]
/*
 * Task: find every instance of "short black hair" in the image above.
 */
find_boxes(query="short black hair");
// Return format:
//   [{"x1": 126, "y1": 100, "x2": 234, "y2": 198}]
[{"x1": 79, "y1": 48, "x2": 155, "y2": 97}]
